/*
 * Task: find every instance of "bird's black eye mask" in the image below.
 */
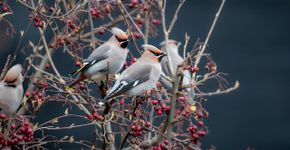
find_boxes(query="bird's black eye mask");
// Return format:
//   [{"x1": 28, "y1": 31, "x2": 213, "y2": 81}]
[
  {"x1": 149, "y1": 50, "x2": 163, "y2": 56},
  {"x1": 115, "y1": 36, "x2": 129, "y2": 48}
]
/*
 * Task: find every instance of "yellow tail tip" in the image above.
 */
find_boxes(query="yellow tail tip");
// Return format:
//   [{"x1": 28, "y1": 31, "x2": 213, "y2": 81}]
[
  {"x1": 189, "y1": 105, "x2": 197, "y2": 112},
  {"x1": 65, "y1": 86, "x2": 73, "y2": 92}
]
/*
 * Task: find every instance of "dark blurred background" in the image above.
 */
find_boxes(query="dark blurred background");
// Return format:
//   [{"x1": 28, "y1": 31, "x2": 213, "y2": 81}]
[{"x1": 1, "y1": 0, "x2": 290, "y2": 149}]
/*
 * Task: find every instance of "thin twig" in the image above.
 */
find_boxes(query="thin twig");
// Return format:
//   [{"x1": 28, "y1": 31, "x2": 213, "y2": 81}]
[{"x1": 192, "y1": 0, "x2": 226, "y2": 78}]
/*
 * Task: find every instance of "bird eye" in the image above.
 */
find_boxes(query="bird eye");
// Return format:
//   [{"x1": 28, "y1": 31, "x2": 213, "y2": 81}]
[{"x1": 120, "y1": 40, "x2": 129, "y2": 48}]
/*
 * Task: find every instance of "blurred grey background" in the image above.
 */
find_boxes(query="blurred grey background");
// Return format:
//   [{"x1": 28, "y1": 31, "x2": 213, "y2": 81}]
[{"x1": 1, "y1": 0, "x2": 290, "y2": 149}]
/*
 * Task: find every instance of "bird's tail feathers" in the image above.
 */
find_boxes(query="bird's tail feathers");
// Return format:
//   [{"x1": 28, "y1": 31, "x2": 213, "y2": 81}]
[
  {"x1": 69, "y1": 65, "x2": 85, "y2": 76},
  {"x1": 65, "y1": 75, "x2": 86, "y2": 91}
]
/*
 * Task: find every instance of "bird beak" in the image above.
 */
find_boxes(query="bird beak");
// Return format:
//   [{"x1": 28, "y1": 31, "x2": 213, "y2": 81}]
[{"x1": 158, "y1": 53, "x2": 167, "y2": 62}]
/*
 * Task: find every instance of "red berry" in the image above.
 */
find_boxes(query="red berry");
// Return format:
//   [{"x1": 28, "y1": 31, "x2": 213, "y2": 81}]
[
  {"x1": 87, "y1": 114, "x2": 93, "y2": 120},
  {"x1": 11, "y1": 123, "x2": 16, "y2": 129},
  {"x1": 151, "y1": 100, "x2": 158, "y2": 105},
  {"x1": 79, "y1": 84, "x2": 85, "y2": 90},
  {"x1": 132, "y1": 57, "x2": 137, "y2": 62},
  {"x1": 136, "y1": 130, "x2": 142, "y2": 136},
  {"x1": 97, "y1": 29, "x2": 105, "y2": 35},
  {"x1": 161, "y1": 104, "x2": 167, "y2": 110},
  {"x1": 2, "y1": 5, "x2": 8, "y2": 13},
  {"x1": 183, "y1": 109, "x2": 190, "y2": 115},
  {"x1": 136, "y1": 126, "x2": 141, "y2": 131},
  {"x1": 163, "y1": 140, "x2": 169, "y2": 144},
  {"x1": 198, "y1": 121, "x2": 204, "y2": 127},
  {"x1": 45, "y1": 63, "x2": 50, "y2": 69},
  {"x1": 154, "y1": 107, "x2": 159, "y2": 111},
  {"x1": 178, "y1": 96, "x2": 186, "y2": 102},
  {"x1": 26, "y1": 128, "x2": 33, "y2": 134},
  {"x1": 119, "y1": 99, "x2": 125, "y2": 106},
  {"x1": 132, "y1": 32, "x2": 142, "y2": 39},
  {"x1": 33, "y1": 16, "x2": 40, "y2": 22},
  {"x1": 197, "y1": 130, "x2": 206, "y2": 137},
  {"x1": 92, "y1": 112, "x2": 99, "y2": 119},
  {"x1": 142, "y1": 4, "x2": 149, "y2": 11},
  {"x1": 20, "y1": 127, "x2": 26, "y2": 132},
  {"x1": 25, "y1": 91, "x2": 31, "y2": 97},
  {"x1": 196, "y1": 112, "x2": 203, "y2": 118},
  {"x1": 191, "y1": 134, "x2": 199, "y2": 139},
  {"x1": 0, "y1": 113, "x2": 6, "y2": 119},
  {"x1": 57, "y1": 38, "x2": 65, "y2": 45},
  {"x1": 34, "y1": 22, "x2": 39, "y2": 27},
  {"x1": 152, "y1": 19, "x2": 161, "y2": 25},
  {"x1": 24, "y1": 121, "x2": 30, "y2": 126},
  {"x1": 156, "y1": 82, "x2": 162, "y2": 88},
  {"x1": 190, "y1": 67, "x2": 199, "y2": 73},
  {"x1": 131, "y1": 0, "x2": 138, "y2": 5},
  {"x1": 104, "y1": 5, "x2": 111, "y2": 14},
  {"x1": 145, "y1": 121, "x2": 151, "y2": 127},
  {"x1": 39, "y1": 20, "x2": 45, "y2": 26},
  {"x1": 131, "y1": 125, "x2": 137, "y2": 131},
  {"x1": 165, "y1": 106, "x2": 171, "y2": 113},
  {"x1": 75, "y1": 60, "x2": 82, "y2": 67},
  {"x1": 66, "y1": 19, "x2": 72, "y2": 25},
  {"x1": 157, "y1": 109, "x2": 162, "y2": 116}
]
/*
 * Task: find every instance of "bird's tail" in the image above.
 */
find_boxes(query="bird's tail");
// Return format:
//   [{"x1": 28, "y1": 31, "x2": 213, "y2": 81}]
[
  {"x1": 65, "y1": 75, "x2": 86, "y2": 91},
  {"x1": 69, "y1": 64, "x2": 85, "y2": 77}
]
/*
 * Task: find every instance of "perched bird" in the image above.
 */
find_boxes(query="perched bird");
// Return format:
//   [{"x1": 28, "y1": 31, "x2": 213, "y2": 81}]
[
  {"x1": 159, "y1": 40, "x2": 195, "y2": 105},
  {"x1": 66, "y1": 27, "x2": 129, "y2": 90},
  {"x1": 103, "y1": 44, "x2": 166, "y2": 101},
  {"x1": 0, "y1": 64, "x2": 24, "y2": 114}
]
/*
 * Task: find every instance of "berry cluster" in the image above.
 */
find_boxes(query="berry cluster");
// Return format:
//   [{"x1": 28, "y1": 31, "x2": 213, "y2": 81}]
[
  {"x1": 187, "y1": 125, "x2": 206, "y2": 144},
  {"x1": 25, "y1": 81, "x2": 48, "y2": 102},
  {"x1": 0, "y1": 115, "x2": 34, "y2": 146},
  {"x1": 66, "y1": 19, "x2": 79, "y2": 32},
  {"x1": 150, "y1": 99, "x2": 170, "y2": 116},
  {"x1": 130, "y1": 119, "x2": 151, "y2": 137},
  {"x1": 152, "y1": 140, "x2": 169, "y2": 150},
  {"x1": 31, "y1": 15, "x2": 45, "y2": 28},
  {"x1": 87, "y1": 112, "x2": 102, "y2": 121}
]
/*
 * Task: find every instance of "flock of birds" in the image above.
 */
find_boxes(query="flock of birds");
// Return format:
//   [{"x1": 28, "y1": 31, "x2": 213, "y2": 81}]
[{"x1": 0, "y1": 27, "x2": 195, "y2": 115}]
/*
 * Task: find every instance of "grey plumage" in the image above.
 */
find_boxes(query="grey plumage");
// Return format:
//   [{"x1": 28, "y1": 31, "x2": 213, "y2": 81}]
[
  {"x1": 67, "y1": 27, "x2": 129, "y2": 89},
  {"x1": 104, "y1": 44, "x2": 166, "y2": 101},
  {"x1": 160, "y1": 40, "x2": 195, "y2": 105},
  {"x1": 0, "y1": 64, "x2": 24, "y2": 114}
]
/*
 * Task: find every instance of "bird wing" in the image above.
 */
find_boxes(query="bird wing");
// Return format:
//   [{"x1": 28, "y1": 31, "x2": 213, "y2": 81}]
[
  {"x1": 70, "y1": 44, "x2": 112, "y2": 76},
  {"x1": 104, "y1": 63, "x2": 152, "y2": 100}
]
